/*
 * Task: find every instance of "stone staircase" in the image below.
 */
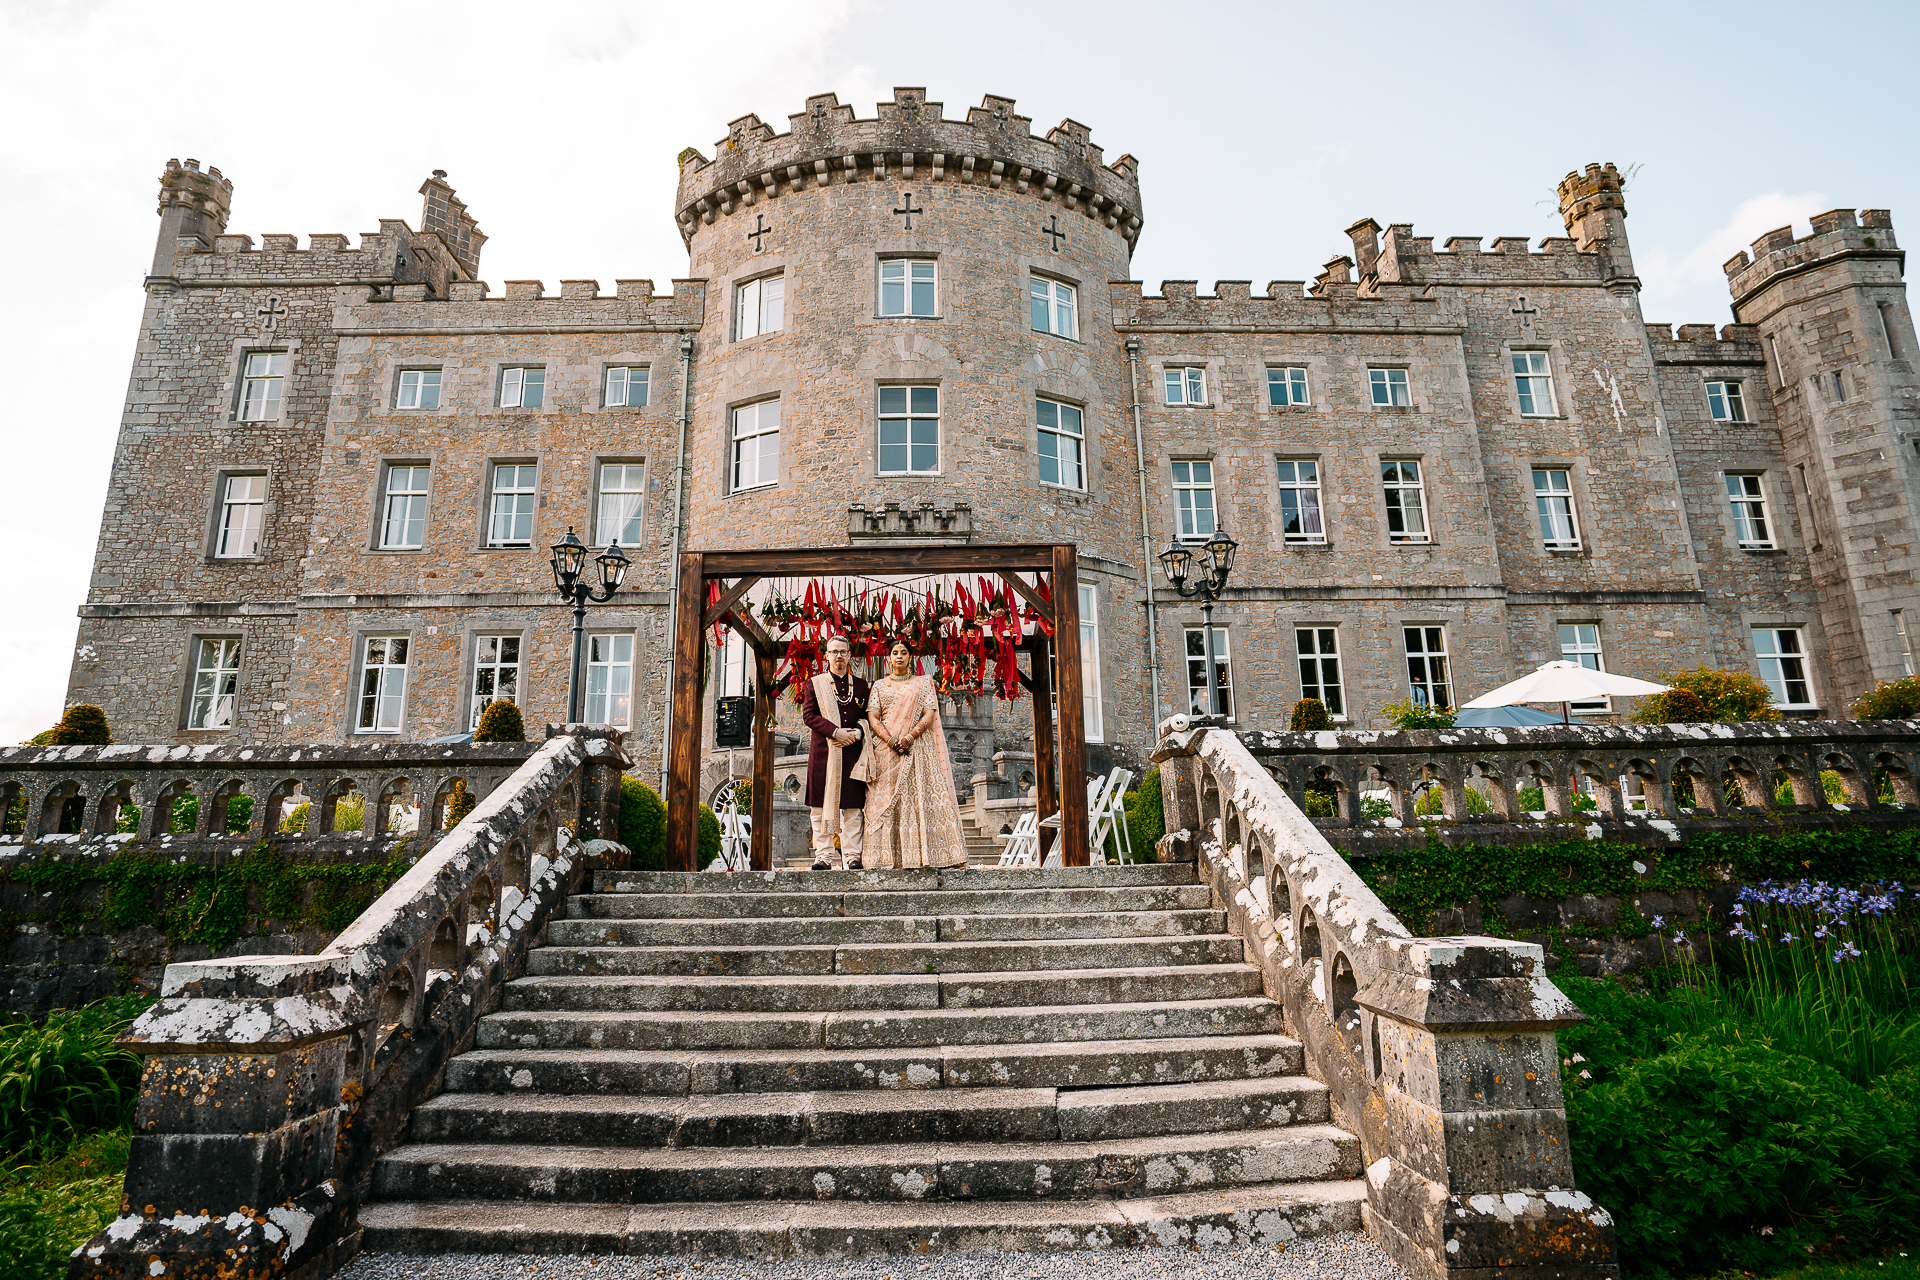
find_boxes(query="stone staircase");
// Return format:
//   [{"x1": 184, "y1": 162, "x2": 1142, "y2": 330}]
[
  {"x1": 958, "y1": 807, "x2": 1008, "y2": 863},
  {"x1": 359, "y1": 864, "x2": 1366, "y2": 1257}
]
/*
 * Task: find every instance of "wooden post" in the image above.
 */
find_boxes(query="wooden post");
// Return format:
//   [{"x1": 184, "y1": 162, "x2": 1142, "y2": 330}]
[
  {"x1": 751, "y1": 647, "x2": 776, "y2": 871},
  {"x1": 666, "y1": 551, "x2": 706, "y2": 873},
  {"x1": 1051, "y1": 545, "x2": 1089, "y2": 867},
  {"x1": 1029, "y1": 634, "x2": 1057, "y2": 859}
]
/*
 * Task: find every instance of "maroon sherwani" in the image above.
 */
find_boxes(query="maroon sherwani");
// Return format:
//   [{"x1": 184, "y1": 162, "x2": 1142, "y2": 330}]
[{"x1": 802, "y1": 673, "x2": 870, "y2": 809}]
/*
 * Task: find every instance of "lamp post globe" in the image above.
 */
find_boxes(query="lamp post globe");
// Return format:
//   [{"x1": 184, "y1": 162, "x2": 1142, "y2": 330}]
[{"x1": 550, "y1": 526, "x2": 625, "y2": 725}]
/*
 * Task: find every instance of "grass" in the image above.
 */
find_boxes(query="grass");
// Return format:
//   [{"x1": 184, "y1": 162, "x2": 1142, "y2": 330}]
[{"x1": 0, "y1": 1129, "x2": 129, "y2": 1280}]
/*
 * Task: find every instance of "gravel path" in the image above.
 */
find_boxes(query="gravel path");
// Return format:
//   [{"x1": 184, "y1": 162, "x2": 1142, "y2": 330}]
[{"x1": 337, "y1": 1230, "x2": 1408, "y2": 1280}]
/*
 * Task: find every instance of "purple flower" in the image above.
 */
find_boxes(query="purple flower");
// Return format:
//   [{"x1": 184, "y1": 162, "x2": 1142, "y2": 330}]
[{"x1": 1651, "y1": 915, "x2": 1665, "y2": 927}]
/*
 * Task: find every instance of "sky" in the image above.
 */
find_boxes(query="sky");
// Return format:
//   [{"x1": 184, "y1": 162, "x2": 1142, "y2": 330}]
[{"x1": 1, "y1": 0, "x2": 1915, "y2": 744}]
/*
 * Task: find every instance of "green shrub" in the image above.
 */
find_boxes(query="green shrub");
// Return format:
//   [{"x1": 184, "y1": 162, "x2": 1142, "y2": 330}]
[
  {"x1": 444, "y1": 780, "x2": 476, "y2": 829},
  {"x1": 0, "y1": 1128, "x2": 130, "y2": 1280},
  {"x1": 331, "y1": 793, "x2": 364, "y2": 832},
  {"x1": 1290, "y1": 698, "x2": 1332, "y2": 732},
  {"x1": 164, "y1": 793, "x2": 255, "y2": 834},
  {"x1": 279, "y1": 801, "x2": 310, "y2": 834},
  {"x1": 698, "y1": 803, "x2": 722, "y2": 869},
  {"x1": 620, "y1": 776, "x2": 667, "y2": 871},
  {"x1": 1122, "y1": 769, "x2": 1165, "y2": 862},
  {"x1": 1413, "y1": 784, "x2": 1493, "y2": 816},
  {"x1": 1303, "y1": 783, "x2": 1339, "y2": 818},
  {"x1": 1381, "y1": 698, "x2": 1457, "y2": 730},
  {"x1": 0, "y1": 997, "x2": 151, "y2": 1153},
  {"x1": 473, "y1": 699, "x2": 526, "y2": 743},
  {"x1": 1632, "y1": 666, "x2": 1780, "y2": 724},
  {"x1": 43, "y1": 706, "x2": 110, "y2": 746},
  {"x1": 1655, "y1": 687, "x2": 1711, "y2": 723},
  {"x1": 1854, "y1": 675, "x2": 1920, "y2": 721}
]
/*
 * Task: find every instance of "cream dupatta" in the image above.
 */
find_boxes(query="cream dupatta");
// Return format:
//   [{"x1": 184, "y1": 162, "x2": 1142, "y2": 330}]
[{"x1": 811, "y1": 671, "x2": 868, "y2": 837}]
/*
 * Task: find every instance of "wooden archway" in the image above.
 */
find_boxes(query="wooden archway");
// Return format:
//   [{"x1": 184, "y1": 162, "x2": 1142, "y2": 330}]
[{"x1": 666, "y1": 543, "x2": 1088, "y2": 872}]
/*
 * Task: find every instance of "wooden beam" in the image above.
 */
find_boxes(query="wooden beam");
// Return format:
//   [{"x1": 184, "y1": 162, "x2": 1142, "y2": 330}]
[
  {"x1": 666, "y1": 551, "x2": 707, "y2": 874},
  {"x1": 698, "y1": 544, "x2": 1058, "y2": 577},
  {"x1": 1029, "y1": 639, "x2": 1057, "y2": 860},
  {"x1": 997, "y1": 571, "x2": 1054, "y2": 627},
  {"x1": 751, "y1": 647, "x2": 777, "y2": 872},
  {"x1": 1051, "y1": 545, "x2": 1089, "y2": 868},
  {"x1": 702, "y1": 575, "x2": 762, "y2": 630},
  {"x1": 723, "y1": 606, "x2": 778, "y2": 657}
]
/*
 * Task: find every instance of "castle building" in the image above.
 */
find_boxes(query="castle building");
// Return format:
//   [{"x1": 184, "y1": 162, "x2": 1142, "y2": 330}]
[{"x1": 68, "y1": 89, "x2": 1919, "y2": 783}]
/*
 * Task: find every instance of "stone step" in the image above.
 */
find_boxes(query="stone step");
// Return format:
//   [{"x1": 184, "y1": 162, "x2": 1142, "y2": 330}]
[
  {"x1": 545, "y1": 908, "x2": 1224, "y2": 949},
  {"x1": 444, "y1": 1034, "x2": 1305, "y2": 1095},
  {"x1": 524, "y1": 935, "x2": 1245, "y2": 979},
  {"x1": 357, "y1": 1180, "x2": 1367, "y2": 1255},
  {"x1": 373, "y1": 1123, "x2": 1361, "y2": 1203},
  {"x1": 501, "y1": 962, "x2": 1260, "y2": 1012},
  {"x1": 594, "y1": 864, "x2": 1198, "y2": 894},
  {"x1": 477, "y1": 996, "x2": 1286, "y2": 1051},
  {"x1": 570, "y1": 884, "x2": 1212, "y2": 919}
]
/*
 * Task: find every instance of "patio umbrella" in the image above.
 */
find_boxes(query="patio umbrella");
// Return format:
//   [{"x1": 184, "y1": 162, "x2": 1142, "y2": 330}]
[
  {"x1": 1453, "y1": 704, "x2": 1567, "y2": 728},
  {"x1": 1461, "y1": 660, "x2": 1670, "y2": 724}
]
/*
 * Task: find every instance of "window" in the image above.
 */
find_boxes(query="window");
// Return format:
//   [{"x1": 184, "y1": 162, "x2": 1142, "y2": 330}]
[
  {"x1": 718, "y1": 629, "x2": 750, "y2": 698},
  {"x1": 1896, "y1": 610, "x2": 1915, "y2": 677},
  {"x1": 585, "y1": 633, "x2": 633, "y2": 727},
  {"x1": 1832, "y1": 371, "x2": 1847, "y2": 403},
  {"x1": 606, "y1": 366, "x2": 648, "y2": 408},
  {"x1": 1726, "y1": 474, "x2": 1773, "y2": 549},
  {"x1": 1164, "y1": 367, "x2": 1205, "y2": 405},
  {"x1": 469, "y1": 635, "x2": 520, "y2": 730},
  {"x1": 357, "y1": 637, "x2": 409, "y2": 733},
  {"x1": 216, "y1": 474, "x2": 265, "y2": 558},
  {"x1": 1276, "y1": 460, "x2": 1325, "y2": 544},
  {"x1": 596, "y1": 463, "x2": 645, "y2": 546},
  {"x1": 730, "y1": 400, "x2": 780, "y2": 492},
  {"x1": 1403, "y1": 626, "x2": 1452, "y2": 708},
  {"x1": 1512, "y1": 352, "x2": 1557, "y2": 416},
  {"x1": 499, "y1": 367, "x2": 545, "y2": 409},
  {"x1": 1381, "y1": 461, "x2": 1428, "y2": 543},
  {"x1": 379, "y1": 465, "x2": 430, "y2": 549},
  {"x1": 878, "y1": 386, "x2": 939, "y2": 475},
  {"x1": 1029, "y1": 277, "x2": 1077, "y2": 339},
  {"x1": 238, "y1": 352, "x2": 286, "y2": 421},
  {"x1": 734, "y1": 274, "x2": 784, "y2": 340},
  {"x1": 880, "y1": 259, "x2": 936, "y2": 316},
  {"x1": 1036, "y1": 398, "x2": 1085, "y2": 489},
  {"x1": 1184, "y1": 626, "x2": 1233, "y2": 718},
  {"x1": 1079, "y1": 585, "x2": 1103, "y2": 742},
  {"x1": 1706, "y1": 380, "x2": 1748, "y2": 423},
  {"x1": 1369, "y1": 368, "x2": 1410, "y2": 407},
  {"x1": 1171, "y1": 460, "x2": 1216, "y2": 541},
  {"x1": 487, "y1": 464, "x2": 537, "y2": 547},
  {"x1": 1558, "y1": 623, "x2": 1608, "y2": 712},
  {"x1": 395, "y1": 369, "x2": 441, "y2": 410},
  {"x1": 1533, "y1": 469, "x2": 1581, "y2": 549},
  {"x1": 1267, "y1": 366, "x2": 1310, "y2": 406},
  {"x1": 186, "y1": 638, "x2": 241, "y2": 730},
  {"x1": 1296, "y1": 628, "x2": 1345, "y2": 719},
  {"x1": 1753, "y1": 628, "x2": 1812, "y2": 708}
]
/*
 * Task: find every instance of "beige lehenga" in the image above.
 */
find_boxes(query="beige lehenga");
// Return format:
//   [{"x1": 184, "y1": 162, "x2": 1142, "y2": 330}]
[{"x1": 862, "y1": 675, "x2": 968, "y2": 869}]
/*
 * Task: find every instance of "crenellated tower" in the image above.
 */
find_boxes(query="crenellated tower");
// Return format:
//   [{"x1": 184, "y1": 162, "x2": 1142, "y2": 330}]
[{"x1": 151, "y1": 158, "x2": 233, "y2": 277}]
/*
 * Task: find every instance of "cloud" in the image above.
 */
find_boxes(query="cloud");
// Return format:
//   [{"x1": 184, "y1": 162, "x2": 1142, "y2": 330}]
[{"x1": 1639, "y1": 189, "x2": 1829, "y2": 325}]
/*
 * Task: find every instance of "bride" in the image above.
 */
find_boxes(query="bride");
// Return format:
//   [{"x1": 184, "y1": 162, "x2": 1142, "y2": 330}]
[{"x1": 862, "y1": 639, "x2": 968, "y2": 870}]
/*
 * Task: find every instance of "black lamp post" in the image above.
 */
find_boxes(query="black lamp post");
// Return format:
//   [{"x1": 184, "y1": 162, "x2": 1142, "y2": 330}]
[
  {"x1": 549, "y1": 528, "x2": 631, "y2": 724},
  {"x1": 1159, "y1": 527, "x2": 1239, "y2": 720}
]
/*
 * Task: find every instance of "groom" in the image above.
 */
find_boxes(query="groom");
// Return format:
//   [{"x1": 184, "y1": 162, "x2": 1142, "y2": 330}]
[{"x1": 802, "y1": 635, "x2": 869, "y2": 871}]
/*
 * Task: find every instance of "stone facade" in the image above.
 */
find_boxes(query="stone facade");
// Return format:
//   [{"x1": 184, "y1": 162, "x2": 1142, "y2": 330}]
[{"x1": 66, "y1": 94, "x2": 1920, "y2": 784}]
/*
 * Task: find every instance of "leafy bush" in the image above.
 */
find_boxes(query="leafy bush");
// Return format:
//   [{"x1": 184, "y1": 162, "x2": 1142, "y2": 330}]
[
  {"x1": 473, "y1": 699, "x2": 526, "y2": 743},
  {"x1": 42, "y1": 706, "x2": 110, "y2": 747},
  {"x1": 444, "y1": 780, "x2": 476, "y2": 829},
  {"x1": 0, "y1": 1129, "x2": 129, "y2": 1280},
  {"x1": 620, "y1": 776, "x2": 667, "y2": 871},
  {"x1": 1655, "y1": 687, "x2": 1710, "y2": 723},
  {"x1": 0, "y1": 997, "x2": 150, "y2": 1153},
  {"x1": 1123, "y1": 769, "x2": 1164, "y2": 861},
  {"x1": 1381, "y1": 698, "x2": 1457, "y2": 730},
  {"x1": 1855, "y1": 676, "x2": 1920, "y2": 721},
  {"x1": 1303, "y1": 783, "x2": 1339, "y2": 818},
  {"x1": 1413, "y1": 783, "x2": 1493, "y2": 816},
  {"x1": 279, "y1": 801, "x2": 309, "y2": 834},
  {"x1": 698, "y1": 803, "x2": 722, "y2": 869},
  {"x1": 331, "y1": 793, "x2": 364, "y2": 832},
  {"x1": 1290, "y1": 698, "x2": 1332, "y2": 732},
  {"x1": 1632, "y1": 666, "x2": 1779, "y2": 724}
]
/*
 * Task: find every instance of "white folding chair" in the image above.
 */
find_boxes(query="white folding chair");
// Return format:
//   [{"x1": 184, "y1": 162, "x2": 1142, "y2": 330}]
[
  {"x1": 997, "y1": 811, "x2": 1040, "y2": 867},
  {"x1": 1100, "y1": 768, "x2": 1135, "y2": 863},
  {"x1": 1085, "y1": 774, "x2": 1116, "y2": 866}
]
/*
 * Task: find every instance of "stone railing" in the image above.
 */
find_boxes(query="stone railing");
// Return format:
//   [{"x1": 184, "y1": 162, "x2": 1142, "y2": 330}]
[
  {"x1": 1154, "y1": 719, "x2": 1618, "y2": 1280},
  {"x1": 62, "y1": 728, "x2": 631, "y2": 1280}
]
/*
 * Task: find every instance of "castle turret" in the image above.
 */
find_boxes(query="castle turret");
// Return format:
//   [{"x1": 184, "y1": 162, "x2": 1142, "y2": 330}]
[
  {"x1": 1557, "y1": 162, "x2": 1635, "y2": 285},
  {"x1": 152, "y1": 158, "x2": 232, "y2": 278}
]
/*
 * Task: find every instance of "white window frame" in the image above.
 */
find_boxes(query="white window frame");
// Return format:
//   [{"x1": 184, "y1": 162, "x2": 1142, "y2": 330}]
[
  {"x1": 1184, "y1": 626, "x2": 1233, "y2": 719},
  {"x1": 1369, "y1": 367, "x2": 1411, "y2": 407},
  {"x1": 1896, "y1": 609, "x2": 1915, "y2": 678},
  {"x1": 605, "y1": 365, "x2": 649, "y2": 408},
  {"x1": 1029, "y1": 276, "x2": 1078, "y2": 339},
  {"x1": 734, "y1": 274, "x2": 785, "y2": 341},
  {"x1": 1753, "y1": 627, "x2": 1813, "y2": 708},
  {"x1": 379, "y1": 464, "x2": 430, "y2": 550},
  {"x1": 1381, "y1": 460, "x2": 1429, "y2": 544},
  {"x1": 1403, "y1": 626, "x2": 1452, "y2": 709},
  {"x1": 1163, "y1": 366, "x2": 1206, "y2": 406},
  {"x1": 1079, "y1": 585, "x2": 1104, "y2": 743},
  {"x1": 1706, "y1": 379, "x2": 1748, "y2": 423},
  {"x1": 1532, "y1": 468, "x2": 1581, "y2": 550},
  {"x1": 238, "y1": 351, "x2": 286, "y2": 421},
  {"x1": 1726, "y1": 473, "x2": 1774, "y2": 549},
  {"x1": 1296, "y1": 627, "x2": 1346, "y2": 720},
  {"x1": 1036, "y1": 397, "x2": 1086, "y2": 490},
  {"x1": 1558, "y1": 623, "x2": 1608, "y2": 713},
  {"x1": 186, "y1": 637, "x2": 242, "y2": 731},
  {"x1": 470, "y1": 634, "x2": 521, "y2": 730},
  {"x1": 1171, "y1": 460, "x2": 1216, "y2": 542},
  {"x1": 356, "y1": 636, "x2": 410, "y2": 734},
  {"x1": 585, "y1": 632, "x2": 634, "y2": 728},
  {"x1": 1276, "y1": 459, "x2": 1326, "y2": 544},
  {"x1": 879, "y1": 258, "x2": 937, "y2": 317},
  {"x1": 486, "y1": 462, "x2": 538, "y2": 547},
  {"x1": 595, "y1": 462, "x2": 645, "y2": 547},
  {"x1": 1267, "y1": 365, "x2": 1310, "y2": 406},
  {"x1": 1512, "y1": 351, "x2": 1557, "y2": 417},
  {"x1": 395, "y1": 368, "x2": 441, "y2": 410},
  {"x1": 730, "y1": 399, "x2": 781, "y2": 492},
  {"x1": 499, "y1": 366, "x2": 545, "y2": 409},
  {"x1": 216, "y1": 474, "x2": 266, "y2": 558},
  {"x1": 877, "y1": 385, "x2": 941, "y2": 476},
  {"x1": 719, "y1": 629, "x2": 750, "y2": 699}
]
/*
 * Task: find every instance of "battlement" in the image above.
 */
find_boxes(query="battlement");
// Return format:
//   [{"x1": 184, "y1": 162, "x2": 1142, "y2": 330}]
[
  {"x1": 1644, "y1": 321, "x2": 1764, "y2": 365},
  {"x1": 157, "y1": 158, "x2": 233, "y2": 231},
  {"x1": 1342, "y1": 218, "x2": 1606, "y2": 289},
  {"x1": 1723, "y1": 208, "x2": 1902, "y2": 304},
  {"x1": 672, "y1": 88, "x2": 1143, "y2": 249},
  {"x1": 1557, "y1": 163, "x2": 1625, "y2": 232},
  {"x1": 1111, "y1": 278, "x2": 1458, "y2": 332},
  {"x1": 418, "y1": 171, "x2": 486, "y2": 279},
  {"x1": 170, "y1": 223, "x2": 414, "y2": 285},
  {"x1": 344, "y1": 278, "x2": 705, "y2": 331}
]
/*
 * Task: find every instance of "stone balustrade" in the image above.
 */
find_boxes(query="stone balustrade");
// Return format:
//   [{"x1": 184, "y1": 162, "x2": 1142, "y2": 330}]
[{"x1": 1154, "y1": 717, "x2": 1618, "y2": 1280}]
